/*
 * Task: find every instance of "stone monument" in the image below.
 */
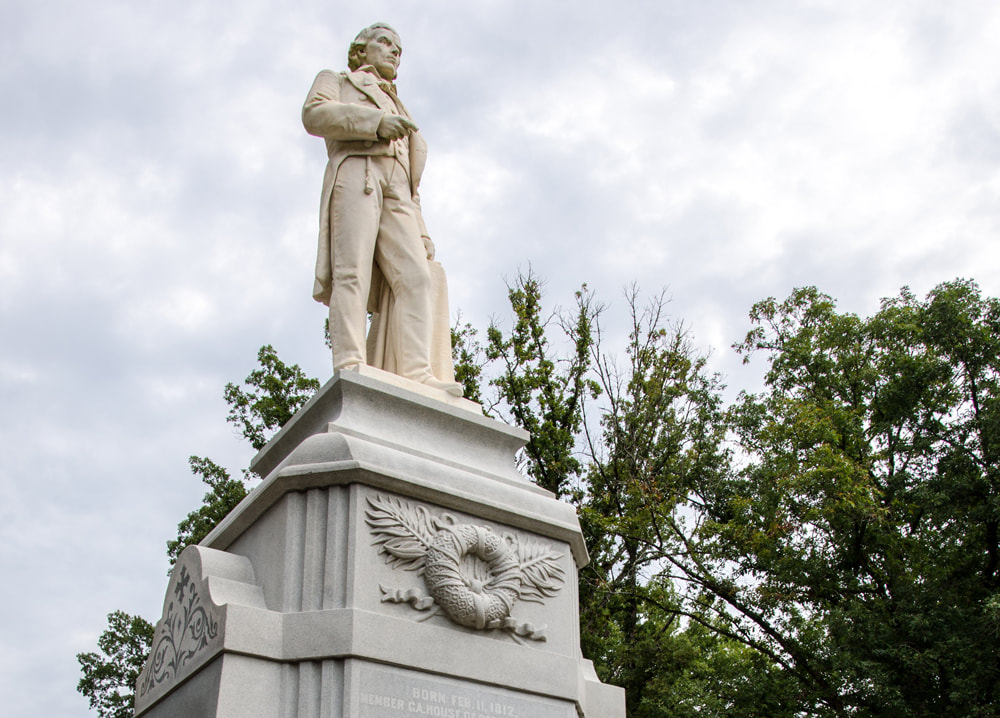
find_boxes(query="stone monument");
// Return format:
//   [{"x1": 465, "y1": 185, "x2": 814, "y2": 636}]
[{"x1": 133, "y1": 23, "x2": 626, "y2": 718}]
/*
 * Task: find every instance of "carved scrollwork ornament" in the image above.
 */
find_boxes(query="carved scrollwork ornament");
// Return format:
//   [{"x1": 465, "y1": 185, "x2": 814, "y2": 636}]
[
  {"x1": 365, "y1": 494, "x2": 566, "y2": 641},
  {"x1": 138, "y1": 564, "x2": 220, "y2": 697}
]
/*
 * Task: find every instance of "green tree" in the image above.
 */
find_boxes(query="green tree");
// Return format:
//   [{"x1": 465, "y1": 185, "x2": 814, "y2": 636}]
[
  {"x1": 165, "y1": 456, "x2": 248, "y2": 565},
  {"x1": 451, "y1": 317, "x2": 486, "y2": 405},
  {"x1": 702, "y1": 279, "x2": 1000, "y2": 715},
  {"x1": 578, "y1": 289, "x2": 744, "y2": 716},
  {"x1": 76, "y1": 611, "x2": 155, "y2": 718},
  {"x1": 77, "y1": 346, "x2": 319, "y2": 718},
  {"x1": 472, "y1": 277, "x2": 1000, "y2": 716},
  {"x1": 478, "y1": 279, "x2": 777, "y2": 716},
  {"x1": 223, "y1": 344, "x2": 321, "y2": 451},
  {"x1": 484, "y1": 272, "x2": 601, "y2": 498},
  {"x1": 81, "y1": 278, "x2": 1000, "y2": 718}
]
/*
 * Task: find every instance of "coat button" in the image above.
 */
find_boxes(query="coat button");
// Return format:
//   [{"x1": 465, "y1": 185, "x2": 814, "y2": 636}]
[{"x1": 364, "y1": 141, "x2": 373, "y2": 148}]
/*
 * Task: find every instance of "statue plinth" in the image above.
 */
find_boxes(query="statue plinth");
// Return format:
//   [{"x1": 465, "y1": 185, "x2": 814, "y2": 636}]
[{"x1": 134, "y1": 369, "x2": 625, "y2": 718}]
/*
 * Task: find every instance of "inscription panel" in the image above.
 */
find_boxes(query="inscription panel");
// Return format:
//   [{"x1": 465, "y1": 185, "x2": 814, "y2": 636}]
[{"x1": 354, "y1": 662, "x2": 575, "y2": 718}]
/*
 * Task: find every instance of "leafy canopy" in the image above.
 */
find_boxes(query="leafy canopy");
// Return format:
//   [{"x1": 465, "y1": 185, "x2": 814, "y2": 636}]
[
  {"x1": 223, "y1": 344, "x2": 320, "y2": 451},
  {"x1": 76, "y1": 611, "x2": 154, "y2": 718},
  {"x1": 79, "y1": 277, "x2": 1000, "y2": 718},
  {"x1": 467, "y1": 276, "x2": 1000, "y2": 717}
]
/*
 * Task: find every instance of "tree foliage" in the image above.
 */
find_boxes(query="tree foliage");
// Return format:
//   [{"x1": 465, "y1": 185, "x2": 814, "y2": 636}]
[
  {"x1": 164, "y1": 456, "x2": 248, "y2": 565},
  {"x1": 483, "y1": 272, "x2": 601, "y2": 497},
  {"x1": 579, "y1": 289, "x2": 738, "y2": 716},
  {"x1": 472, "y1": 280, "x2": 769, "y2": 715},
  {"x1": 710, "y1": 279, "x2": 1000, "y2": 715},
  {"x1": 474, "y1": 276, "x2": 1000, "y2": 717},
  {"x1": 451, "y1": 318, "x2": 485, "y2": 405},
  {"x1": 80, "y1": 277, "x2": 1000, "y2": 718},
  {"x1": 223, "y1": 344, "x2": 321, "y2": 451},
  {"x1": 76, "y1": 611, "x2": 154, "y2": 718}
]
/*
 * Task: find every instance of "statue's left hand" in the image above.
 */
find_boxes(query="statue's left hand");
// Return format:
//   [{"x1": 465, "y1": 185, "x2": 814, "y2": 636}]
[{"x1": 422, "y1": 236, "x2": 436, "y2": 260}]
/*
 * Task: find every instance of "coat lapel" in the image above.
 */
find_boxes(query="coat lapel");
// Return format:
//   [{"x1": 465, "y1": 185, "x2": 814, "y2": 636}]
[
  {"x1": 345, "y1": 71, "x2": 395, "y2": 113},
  {"x1": 343, "y1": 69, "x2": 425, "y2": 188}
]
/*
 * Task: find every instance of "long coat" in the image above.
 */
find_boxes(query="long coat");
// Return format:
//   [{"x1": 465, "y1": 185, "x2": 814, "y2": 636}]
[{"x1": 302, "y1": 68, "x2": 430, "y2": 309}]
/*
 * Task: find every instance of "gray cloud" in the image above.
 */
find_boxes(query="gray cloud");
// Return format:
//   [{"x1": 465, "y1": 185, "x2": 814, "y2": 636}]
[{"x1": 3, "y1": 1, "x2": 1000, "y2": 715}]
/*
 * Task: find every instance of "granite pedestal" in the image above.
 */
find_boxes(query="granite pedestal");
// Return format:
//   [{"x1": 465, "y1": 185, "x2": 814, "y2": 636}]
[{"x1": 134, "y1": 366, "x2": 625, "y2": 718}]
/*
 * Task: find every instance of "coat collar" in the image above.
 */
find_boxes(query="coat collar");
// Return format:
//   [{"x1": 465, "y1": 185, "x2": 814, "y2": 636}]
[{"x1": 344, "y1": 68, "x2": 401, "y2": 115}]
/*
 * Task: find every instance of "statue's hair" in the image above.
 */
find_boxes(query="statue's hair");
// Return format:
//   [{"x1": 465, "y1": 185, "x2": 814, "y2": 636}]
[{"x1": 347, "y1": 23, "x2": 401, "y2": 71}]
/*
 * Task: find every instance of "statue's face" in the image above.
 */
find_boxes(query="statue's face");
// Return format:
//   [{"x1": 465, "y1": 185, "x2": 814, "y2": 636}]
[{"x1": 360, "y1": 28, "x2": 401, "y2": 81}]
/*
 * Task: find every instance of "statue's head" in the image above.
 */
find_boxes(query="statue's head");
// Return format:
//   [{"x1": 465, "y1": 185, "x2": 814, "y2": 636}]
[{"x1": 348, "y1": 23, "x2": 402, "y2": 80}]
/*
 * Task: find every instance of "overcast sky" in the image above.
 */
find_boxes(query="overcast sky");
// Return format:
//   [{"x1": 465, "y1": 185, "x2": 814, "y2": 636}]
[{"x1": 3, "y1": 1, "x2": 1000, "y2": 715}]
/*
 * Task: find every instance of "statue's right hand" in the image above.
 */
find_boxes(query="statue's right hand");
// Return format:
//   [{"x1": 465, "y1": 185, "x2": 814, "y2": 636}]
[{"x1": 377, "y1": 115, "x2": 418, "y2": 141}]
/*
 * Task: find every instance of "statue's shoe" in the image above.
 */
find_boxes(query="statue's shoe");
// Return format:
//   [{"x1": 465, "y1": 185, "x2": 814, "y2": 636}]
[{"x1": 420, "y1": 376, "x2": 464, "y2": 397}]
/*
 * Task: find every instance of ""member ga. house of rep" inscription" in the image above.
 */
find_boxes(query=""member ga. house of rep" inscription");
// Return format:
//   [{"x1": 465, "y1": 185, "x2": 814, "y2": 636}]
[
  {"x1": 360, "y1": 687, "x2": 516, "y2": 718},
  {"x1": 356, "y1": 663, "x2": 574, "y2": 718}
]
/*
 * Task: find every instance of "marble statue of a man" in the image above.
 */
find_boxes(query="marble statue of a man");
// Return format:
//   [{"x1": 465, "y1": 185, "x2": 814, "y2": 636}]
[{"x1": 303, "y1": 23, "x2": 462, "y2": 396}]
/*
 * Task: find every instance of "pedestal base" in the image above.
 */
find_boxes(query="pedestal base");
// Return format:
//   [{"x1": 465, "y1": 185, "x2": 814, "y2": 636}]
[{"x1": 135, "y1": 369, "x2": 625, "y2": 718}]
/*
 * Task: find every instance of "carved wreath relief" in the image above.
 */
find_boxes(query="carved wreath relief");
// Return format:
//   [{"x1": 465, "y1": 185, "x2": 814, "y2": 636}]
[
  {"x1": 138, "y1": 564, "x2": 220, "y2": 697},
  {"x1": 365, "y1": 495, "x2": 566, "y2": 641}
]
